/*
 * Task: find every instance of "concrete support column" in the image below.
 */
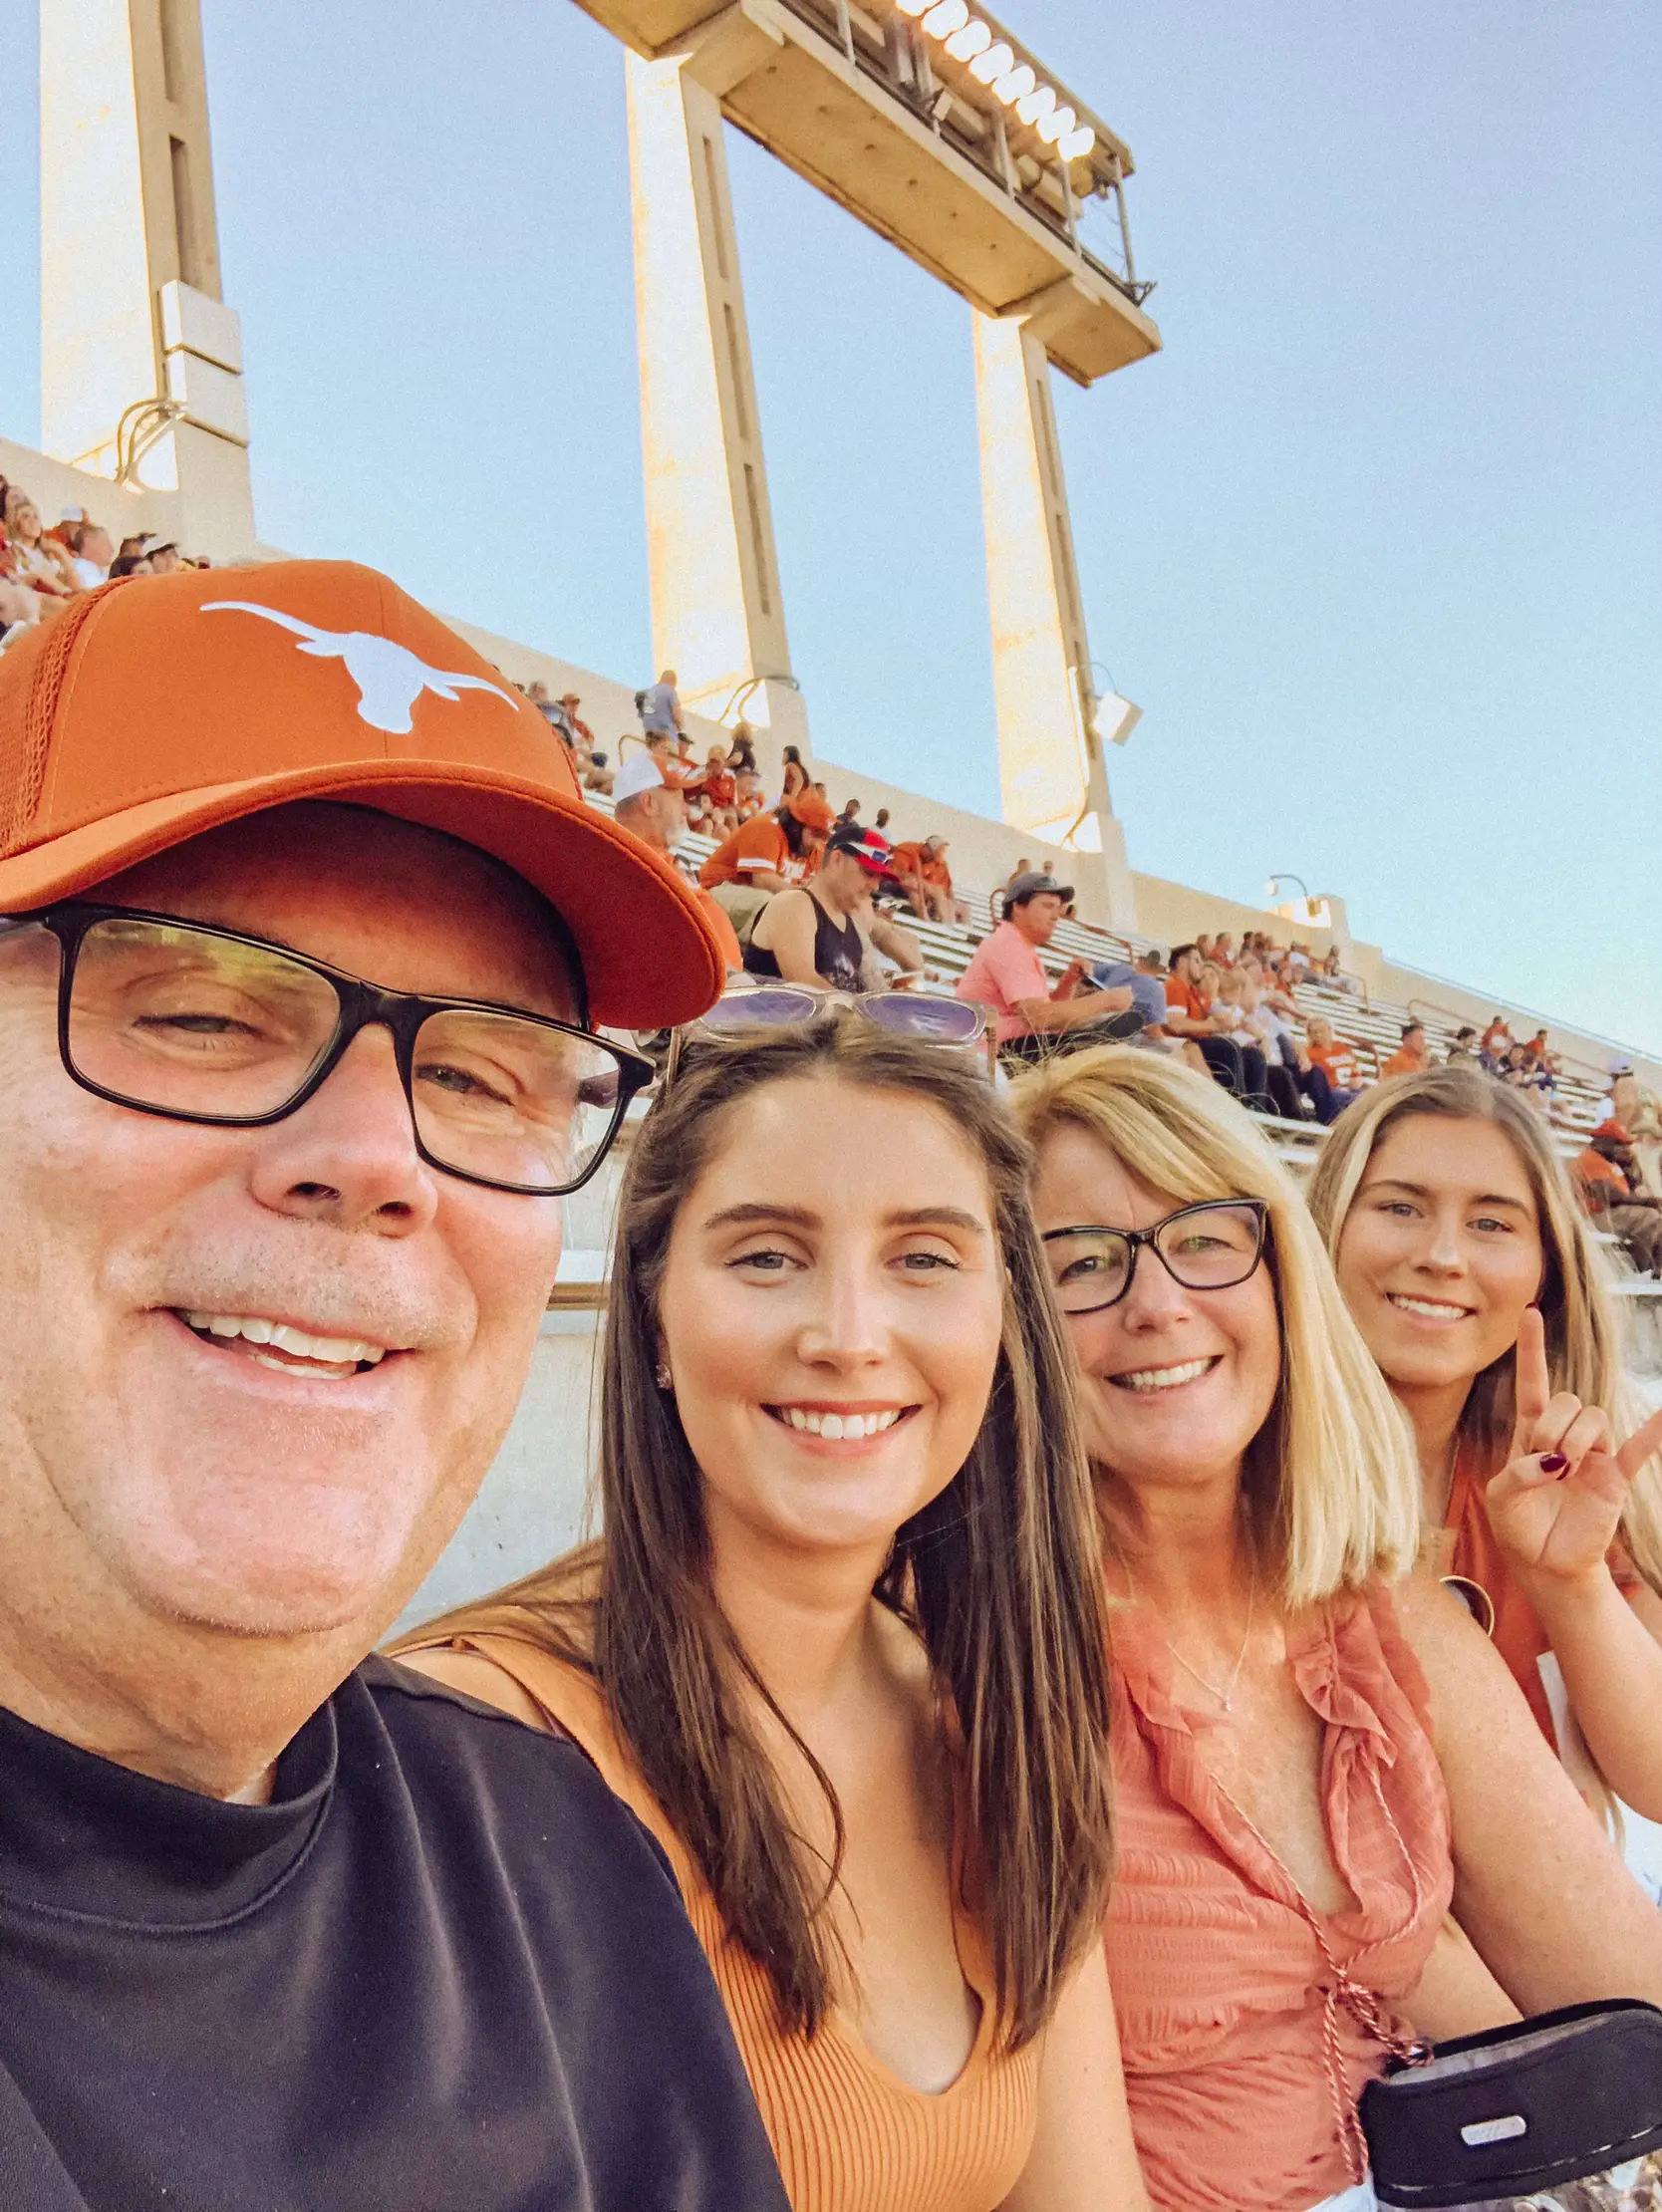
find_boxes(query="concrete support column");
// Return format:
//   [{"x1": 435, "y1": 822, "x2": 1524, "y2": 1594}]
[
  {"x1": 39, "y1": 0, "x2": 256, "y2": 561},
  {"x1": 626, "y1": 26, "x2": 808, "y2": 794},
  {"x1": 972, "y1": 309, "x2": 1135, "y2": 930}
]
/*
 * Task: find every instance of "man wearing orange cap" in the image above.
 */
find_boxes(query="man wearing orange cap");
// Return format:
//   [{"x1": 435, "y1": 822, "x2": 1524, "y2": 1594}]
[
  {"x1": 1575, "y1": 1120, "x2": 1662, "y2": 1276},
  {"x1": 0, "y1": 563, "x2": 788, "y2": 2209}
]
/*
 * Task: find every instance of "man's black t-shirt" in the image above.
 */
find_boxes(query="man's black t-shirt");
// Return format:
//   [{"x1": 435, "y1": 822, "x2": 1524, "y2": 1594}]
[{"x1": 0, "y1": 1658, "x2": 789, "y2": 2211}]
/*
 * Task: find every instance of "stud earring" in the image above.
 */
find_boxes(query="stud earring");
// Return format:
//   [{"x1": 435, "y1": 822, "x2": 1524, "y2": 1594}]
[{"x1": 656, "y1": 1362, "x2": 673, "y2": 1392}]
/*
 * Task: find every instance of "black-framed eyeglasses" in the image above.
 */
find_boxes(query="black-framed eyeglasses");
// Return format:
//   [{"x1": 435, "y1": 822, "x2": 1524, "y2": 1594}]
[
  {"x1": 1041, "y1": 1200, "x2": 1269, "y2": 1314},
  {"x1": 0, "y1": 903, "x2": 654, "y2": 1197}
]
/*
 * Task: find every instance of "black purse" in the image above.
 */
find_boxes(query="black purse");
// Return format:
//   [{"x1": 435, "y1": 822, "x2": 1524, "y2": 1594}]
[{"x1": 1360, "y1": 1999, "x2": 1662, "y2": 2209}]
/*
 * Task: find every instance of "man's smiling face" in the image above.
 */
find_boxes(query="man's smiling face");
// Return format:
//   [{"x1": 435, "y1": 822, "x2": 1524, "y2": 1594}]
[{"x1": 0, "y1": 802, "x2": 570, "y2": 1645}]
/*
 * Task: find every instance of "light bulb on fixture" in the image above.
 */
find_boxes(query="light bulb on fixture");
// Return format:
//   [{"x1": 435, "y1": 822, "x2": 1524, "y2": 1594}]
[
  {"x1": 991, "y1": 62, "x2": 1035, "y2": 105},
  {"x1": 945, "y1": 18, "x2": 991, "y2": 60},
  {"x1": 1058, "y1": 124, "x2": 1096, "y2": 161},
  {"x1": 969, "y1": 38, "x2": 1014, "y2": 81},
  {"x1": 1036, "y1": 103, "x2": 1075, "y2": 144},
  {"x1": 920, "y1": 0, "x2": 969, "y2": 36},
  {"x1": 1015, "y1": 84, "x2": 1055, "y2": 127}
]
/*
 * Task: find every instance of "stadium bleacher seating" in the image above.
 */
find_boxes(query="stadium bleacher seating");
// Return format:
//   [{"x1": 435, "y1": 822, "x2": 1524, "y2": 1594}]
[{"x1": 558, "y1": 786, "x2": 1661, "y2": 1362}]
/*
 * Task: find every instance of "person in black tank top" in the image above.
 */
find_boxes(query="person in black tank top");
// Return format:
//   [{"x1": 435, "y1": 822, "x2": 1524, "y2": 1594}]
[
  {"x1": 746, "y1": 897, "x2": 866, "y2": 990},
  {"x1": 744, "y1": 827, "x2": 922, "y2": 991}
]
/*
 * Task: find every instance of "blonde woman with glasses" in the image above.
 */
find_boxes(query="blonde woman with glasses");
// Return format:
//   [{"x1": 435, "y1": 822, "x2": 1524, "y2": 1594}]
[
  {"x1": 1009, "y1": 1048, "x2": 1662, "y2": 2212},
  {"x1": 1307, "y1": 1066, "x2": 1662, "y2": 1830}
]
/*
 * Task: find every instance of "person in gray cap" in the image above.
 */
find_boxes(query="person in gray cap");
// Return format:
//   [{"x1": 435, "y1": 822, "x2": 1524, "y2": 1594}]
[{"x1": 955, "y1": 871, "x2": 1142, "y2": 1066}]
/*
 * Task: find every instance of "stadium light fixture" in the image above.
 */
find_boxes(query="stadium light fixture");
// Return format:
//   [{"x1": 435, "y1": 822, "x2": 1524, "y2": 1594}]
[
  {"x1": 895, "y1": 8, "x2": 1100, "y2": 178},
  {"x1": 969, "y1": 39, "x2": 1014, "y2": 81},
  {"x1": 921, "y1": 0, "x2": 969, "y2": 36}
]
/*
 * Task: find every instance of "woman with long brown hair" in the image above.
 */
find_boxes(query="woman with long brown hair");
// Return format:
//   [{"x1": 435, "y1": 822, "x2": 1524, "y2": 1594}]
[
  {"x1": 398, "y1": 1010, "x2": 1146, "y2": 2212},
  {"x1": 1307, "y1": 1065, "x2": 1662, "y2": 1824},
  {"x1": 1009, "y1": 1047, "x2": 1662, "y2": 2212}
]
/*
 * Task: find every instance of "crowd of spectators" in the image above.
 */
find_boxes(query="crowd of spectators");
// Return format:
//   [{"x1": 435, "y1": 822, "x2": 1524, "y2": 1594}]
[
  {"x1": 1569, "y1": 1062, "x2": 1662, "y2": 1279},
  {"x1": 0, "y1": 476, "x2": 198, "y2": 648},
  {"x1": 514, "y1": 682, "x2": 1662, "y2": 1290}
]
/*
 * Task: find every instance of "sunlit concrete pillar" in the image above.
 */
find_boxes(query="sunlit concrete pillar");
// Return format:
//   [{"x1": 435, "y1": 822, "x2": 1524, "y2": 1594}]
[
  {"x1": 39, "y1": 0, "x2": 255, "y2": 560},
  {"x1": 626, "y1": 21, "x2": 809, "y2": 793},
  {"x1": 973, "y1": 309, "x2": 1135, "y2": 930}
]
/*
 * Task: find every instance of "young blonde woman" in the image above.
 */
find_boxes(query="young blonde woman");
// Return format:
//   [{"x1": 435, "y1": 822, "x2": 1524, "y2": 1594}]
[
  {"x1": 1307, "y1": 1065, "x2": 1662, "y2": 1821},
  {"x1": 399, "y1": 1014, "x2": 1148, "y2": 2212},
  {"x1": 1009, "y1": 1047, "x2": 1662, "y2": 2212}
]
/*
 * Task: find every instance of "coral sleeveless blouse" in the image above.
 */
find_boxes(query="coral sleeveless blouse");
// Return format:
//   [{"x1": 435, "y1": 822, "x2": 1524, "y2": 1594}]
[
  {"x1": 441, "y1": 1634, "x2": 1037, "y2": 2212},
  {"x1": 1105, "y1": 1587, "x2": 1453, "y2": 2212}
]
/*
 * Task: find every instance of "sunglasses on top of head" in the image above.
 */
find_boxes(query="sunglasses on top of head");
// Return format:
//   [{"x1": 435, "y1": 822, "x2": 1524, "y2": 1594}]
[{"x1": 660, "y1": 975, "x2": 993, "y2": 1082}]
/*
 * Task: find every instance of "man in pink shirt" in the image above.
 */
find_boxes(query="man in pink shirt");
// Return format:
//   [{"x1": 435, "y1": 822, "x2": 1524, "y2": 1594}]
[{"x1": 956, "y1": 873, "x2": 1142, "y2": 1066}]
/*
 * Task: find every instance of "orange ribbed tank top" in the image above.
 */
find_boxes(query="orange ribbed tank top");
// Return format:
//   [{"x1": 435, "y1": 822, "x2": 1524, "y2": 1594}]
[{"x1": 447, "y1": 1633, "x2": 1037, "y2": 2212}]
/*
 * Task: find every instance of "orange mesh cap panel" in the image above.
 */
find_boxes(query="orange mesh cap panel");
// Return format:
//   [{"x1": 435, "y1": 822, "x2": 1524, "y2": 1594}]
[{"x1": 0, "y1": 561, "x2": 726, "y2": 1028}]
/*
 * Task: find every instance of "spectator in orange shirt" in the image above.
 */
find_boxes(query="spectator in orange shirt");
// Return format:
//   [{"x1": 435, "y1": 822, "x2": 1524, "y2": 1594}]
[
  {"x1": 1381, "y1": 1021, "x2": 1430, "y2": 1079},
  {"x1": 1304, "y1": 1015, "x2": 1366, "y2": 1113},
  {"x1": 682, "y1": 747, "x2": 738, "y2": 840},
  {"x1": 733, "y1": 767, "x2": 763, "y2": 822},
  {"x1": 698, "y1": 791, "x2": 835, "y2": 949},
  {"x1": 955, "y1": 873, "x2": 1142, "y2": 1068},
  {"x1": 889, "y1": 834, "x2": 965, "y2": 926},
  {"x1": 613, "y1": 751, "x2": 742, "y2": 970},
  {"x1": 1480, "y1": 1016, "x2": 1513, "y2": 1071},
  {"x1": 1574, "y1": 1122, "x2": 1662, "y2": 1275},
  {"x1": 696, "y1": 745, "x2": 739, "y2": 837},
  {"x1": 1162, "y1": 946, "x2": 1273, "y2": 1110}
]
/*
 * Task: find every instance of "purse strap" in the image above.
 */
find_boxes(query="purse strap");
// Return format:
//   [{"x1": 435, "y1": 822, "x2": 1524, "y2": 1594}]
[{"x1": 1210, "y1": 1765, "x2": 1432, "y2": 2184}]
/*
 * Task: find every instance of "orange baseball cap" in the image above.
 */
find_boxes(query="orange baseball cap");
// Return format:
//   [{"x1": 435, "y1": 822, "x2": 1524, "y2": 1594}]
[
  {"x1": 788, "y1": 788, "x2": 836, "y2": 835},
  {"x1": 0, "y1": 560, "x2": 727, "y2": 1026}
]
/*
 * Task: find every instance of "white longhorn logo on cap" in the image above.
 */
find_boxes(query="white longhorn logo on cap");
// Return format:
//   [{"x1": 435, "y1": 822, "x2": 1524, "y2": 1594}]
[{"x1": 201, "y1": 602, "x2": 519, "y2": 735}]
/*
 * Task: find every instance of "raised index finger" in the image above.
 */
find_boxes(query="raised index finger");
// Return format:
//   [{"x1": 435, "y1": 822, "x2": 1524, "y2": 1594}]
[{"x1": 1513, "y1": 1306, "x2": 1551, "y2": 1437}]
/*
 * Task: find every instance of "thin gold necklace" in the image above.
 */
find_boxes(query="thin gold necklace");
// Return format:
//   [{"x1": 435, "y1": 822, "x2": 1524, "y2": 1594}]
[{"x1": 1125, "y1": 1564, "x2": 1257, "y2": 1715}]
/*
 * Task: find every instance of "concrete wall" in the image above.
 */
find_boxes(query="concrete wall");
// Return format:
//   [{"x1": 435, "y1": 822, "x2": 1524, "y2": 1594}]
[
  {"x1": 441, "y1": 610, "x2": 1099, "y2": 921},
  {"x1": 391, "y1": 1310, "x2": 603, "y2": 1638},
  {"x1": 0, "y1": 434, "x2": 174, "y2": 544}
]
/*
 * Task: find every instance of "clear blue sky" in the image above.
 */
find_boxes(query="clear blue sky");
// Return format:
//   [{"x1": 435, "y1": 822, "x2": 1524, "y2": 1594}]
[{"x1": 2, "y1": 0, "x2": 1658, "y2": 1049}]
